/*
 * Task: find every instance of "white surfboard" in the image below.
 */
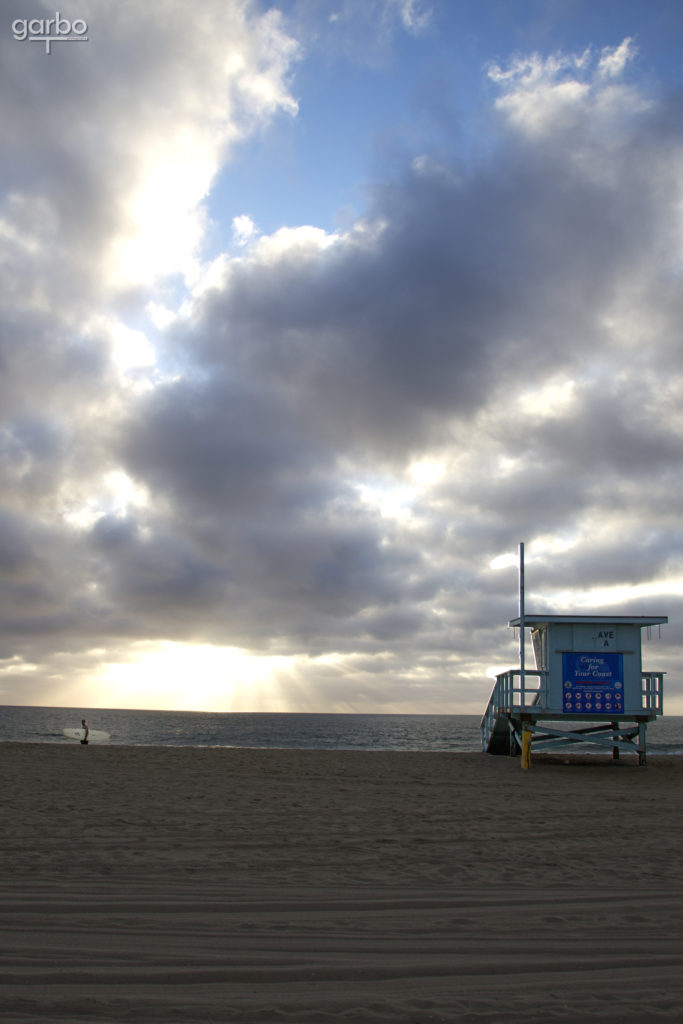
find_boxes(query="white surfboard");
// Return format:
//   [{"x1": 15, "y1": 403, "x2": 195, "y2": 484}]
[{"x1": 63, "y1": 727, "x2": 110, "y2": 742}]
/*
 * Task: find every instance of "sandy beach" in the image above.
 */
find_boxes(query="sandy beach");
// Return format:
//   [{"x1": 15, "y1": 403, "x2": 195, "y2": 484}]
[{"x1": 2, "y1": 743, "x2": 683, "y2": 1022}]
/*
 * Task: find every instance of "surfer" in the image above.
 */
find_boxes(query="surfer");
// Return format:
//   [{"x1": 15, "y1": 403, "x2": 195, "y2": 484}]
[{"x1": 81, "y1": 718, "x2": 89, "y2": 745}]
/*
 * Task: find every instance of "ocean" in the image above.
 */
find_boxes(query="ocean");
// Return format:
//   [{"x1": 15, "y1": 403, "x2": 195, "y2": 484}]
[{"x1": 2, "y1": 706, "x2": 683, "y2": 754}]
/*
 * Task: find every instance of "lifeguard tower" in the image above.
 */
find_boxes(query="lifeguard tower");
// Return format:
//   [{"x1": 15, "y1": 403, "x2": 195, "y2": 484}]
[{"x1": 481, "y1": 546, "x2": 667, "y2": 765}]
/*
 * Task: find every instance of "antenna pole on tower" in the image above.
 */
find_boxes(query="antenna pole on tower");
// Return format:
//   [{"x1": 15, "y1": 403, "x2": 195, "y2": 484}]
[{"x1": 519, "y1": 541, "x2": 525, "y2": 701}]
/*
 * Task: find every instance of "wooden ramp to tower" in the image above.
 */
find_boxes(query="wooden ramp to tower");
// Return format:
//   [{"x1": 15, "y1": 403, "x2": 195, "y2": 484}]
[{"x1": 481, "y1": 615, "x2": 667, "y2": 765}]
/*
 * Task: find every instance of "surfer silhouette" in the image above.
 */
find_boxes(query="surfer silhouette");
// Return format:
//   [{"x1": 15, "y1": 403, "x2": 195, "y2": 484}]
[{"x1": 81, "y1": 718, "x2": 89, "y2": 745}]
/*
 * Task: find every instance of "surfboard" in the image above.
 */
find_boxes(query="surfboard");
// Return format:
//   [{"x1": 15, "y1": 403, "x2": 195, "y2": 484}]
[{"x1": 63, "y1": 728, "x2": 110, "y2": 742}]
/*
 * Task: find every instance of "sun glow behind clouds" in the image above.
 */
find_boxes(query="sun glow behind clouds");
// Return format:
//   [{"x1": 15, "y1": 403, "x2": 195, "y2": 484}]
[
  {"x1": 93, "y1": 642, "x2": 296, "y2": 712},
  {"x1": 489, "y1": 552, "x2": 518, "y2": 570},
  {"x1": 408, "y1": 457, "x2": 446, "y2": 486},
  {"x1": 62, "y1": 470, "x2": 150, "y2": 530}
]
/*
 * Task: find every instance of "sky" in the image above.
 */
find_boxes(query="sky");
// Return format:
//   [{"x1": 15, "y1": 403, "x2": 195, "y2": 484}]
[{"x1": 1, "y1": 0, "x2": 682, "y2": 714}]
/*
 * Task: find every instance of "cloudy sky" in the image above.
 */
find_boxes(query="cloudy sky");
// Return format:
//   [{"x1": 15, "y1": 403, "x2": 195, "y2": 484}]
[{"x1": 1, "y1": 0, "x2": 681, "y2": 714}]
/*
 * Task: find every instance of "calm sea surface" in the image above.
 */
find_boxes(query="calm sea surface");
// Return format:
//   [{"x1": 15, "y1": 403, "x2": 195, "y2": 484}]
[{"x1": 1, "y1": 706, "x2": 683, "y2": 754}]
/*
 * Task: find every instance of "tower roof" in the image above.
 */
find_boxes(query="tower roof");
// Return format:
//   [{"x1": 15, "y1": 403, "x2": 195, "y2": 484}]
[{"x1": 508, "y1": 614, "x2": 668, "y2": 628}]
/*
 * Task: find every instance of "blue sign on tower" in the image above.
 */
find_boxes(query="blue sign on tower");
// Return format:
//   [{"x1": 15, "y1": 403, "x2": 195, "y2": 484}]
[{"x1": 562, "y1": 652, "x2": 624, "y2": 714}]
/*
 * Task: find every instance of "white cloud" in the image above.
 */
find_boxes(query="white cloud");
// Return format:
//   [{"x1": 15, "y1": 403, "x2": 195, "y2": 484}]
[
  {"x1": 388, "y1": 0, "x2": 432, "y2": 34},
  {"x1": 598, "y1": 37, "x2": 636, "y2": 79},
  {"x1": 489, "y1": 40, "x2": 640, "y2": 138},
  {"x1": 232, "y1": 214, "x2": 258, "y2": 247},
  {"x1": 108, "y1": 319, "x2": 157, "y2": 373},
  {"x1": 251, "y1": 224, "x2": 341, "y2": 262},
  {"x1": 496, "y1": 77, "x2": 589, "y2": 135},
  {"x1": 146, "y1": 301, "x2": 178, "y2": 330}
]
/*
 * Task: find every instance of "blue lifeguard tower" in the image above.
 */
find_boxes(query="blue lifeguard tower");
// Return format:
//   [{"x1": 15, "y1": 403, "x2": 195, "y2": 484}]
[{"x1": 481, "y1": 546, "x2": 667, "y2": 764}]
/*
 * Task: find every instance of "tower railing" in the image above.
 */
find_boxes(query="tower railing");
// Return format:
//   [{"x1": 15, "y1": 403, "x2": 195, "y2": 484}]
[
  {"x1": 481, "y1": 670, "x2": 664, "y2": 753},
  {"x1": 480, "y1": 670, "x2": 546, "y2": 752},
  {"x1": 641, "y1": 672, "x2": 664, "y2": 714}
]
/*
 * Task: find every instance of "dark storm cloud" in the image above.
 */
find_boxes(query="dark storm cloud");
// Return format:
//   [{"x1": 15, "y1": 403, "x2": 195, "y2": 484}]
[
  {"x1": 180, "y1": 105, "x2": 677, "y2": 467},
  {"x1": 535, "y1": 539, "x2": 683, "y2": 592},
  {"x1": 120, "y1": 376, "x2": 333, "y2": 516}
]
